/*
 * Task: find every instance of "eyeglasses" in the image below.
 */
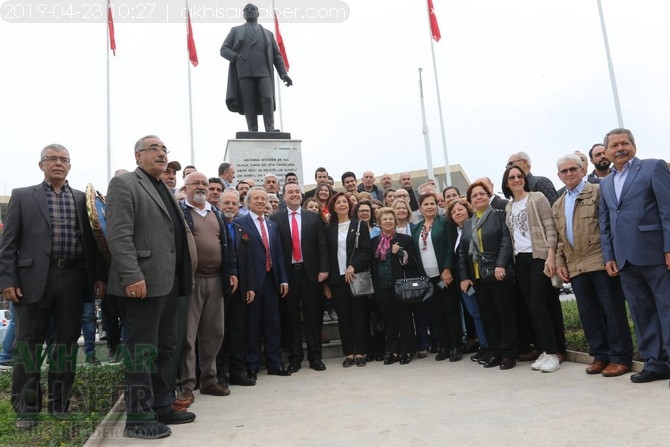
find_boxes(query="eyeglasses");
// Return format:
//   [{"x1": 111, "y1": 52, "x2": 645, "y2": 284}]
[
  {"x1": 506, "y1": 159, "x2": 525, "y2": 167},
  {"x1": 185, "y1": 181, "x2": 209, "y2": 187},
  {"x1": 558, "y1": 166, "x2": 581, "y2": 175},
  {"x1": 42, "y1": 156, "x2": 70, "y2": 164},
  {"x1": 508, "y1": 174, "x2": 524, "y2": 181},
  {"x1": 139, "y1": 145, "x2": 170, "y2": 154}
]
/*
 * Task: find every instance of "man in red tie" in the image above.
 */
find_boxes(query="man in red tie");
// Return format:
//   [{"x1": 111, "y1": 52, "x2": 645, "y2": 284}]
[
  {"x1": 271, "y1": 183, "x2": 330, "y2": 372},
  {"x1": 234, "y1": 187, "x2": 290, "y2": 379}
]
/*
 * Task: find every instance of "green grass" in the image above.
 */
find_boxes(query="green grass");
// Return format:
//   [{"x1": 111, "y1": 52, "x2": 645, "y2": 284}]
[
  {"x1": 0, "y1": 363, "x2": 123, "y2": 446},
  {"x1": 561, "y1": 299, "x2": 640, "y2": 361}
]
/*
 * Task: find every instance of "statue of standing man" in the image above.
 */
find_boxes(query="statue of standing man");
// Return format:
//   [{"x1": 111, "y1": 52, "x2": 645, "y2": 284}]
[{"x1": 220, "y1": 3, "x2": 293, "y2": 133}]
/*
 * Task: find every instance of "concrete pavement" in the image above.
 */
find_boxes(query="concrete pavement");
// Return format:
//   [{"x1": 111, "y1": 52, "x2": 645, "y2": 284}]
[{"x1": 90, "y1": 353, "x2": 669, "y2": 447}]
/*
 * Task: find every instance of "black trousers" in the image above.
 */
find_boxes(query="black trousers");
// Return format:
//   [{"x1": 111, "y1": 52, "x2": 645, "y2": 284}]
[
  {"x1": 376, "y1": 287, "x2": 415, "y2": 354},
  {"x1": 101, "y1": 293, "x2": 122, "y2": 352},
  {"x1": 285, "y1": 265, "x2": 323, "y2": 364},
  {"x1": 217, "y1": 290, "x2": 248, "y2": 378},
  {"x1": 12, "y1": 266, "x2": 86, "y2": 416},
  {"x1": 331, "y1": 278, "x2": 368, "y2": 356},
  {"x1": 428, "y1": 277, "x2": 463, "y2": 351},
  {"x1": 475, "y1": 278, "x2": 517, "y2": 356},
  {"x1": 118, "y1": 279, "x2": 178, "y2": 421},
  {"x1": 514, "y1": 253, "x2": 559, "y2": 354}
]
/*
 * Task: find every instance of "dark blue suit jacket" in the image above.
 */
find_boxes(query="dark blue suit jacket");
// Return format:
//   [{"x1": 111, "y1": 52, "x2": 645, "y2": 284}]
[
  {"x1": 599, "y1": 157, "x2": 670, "y2": 267},
  {"x1": 234, "y1": 212, "x2": 288, "y2": 290}
]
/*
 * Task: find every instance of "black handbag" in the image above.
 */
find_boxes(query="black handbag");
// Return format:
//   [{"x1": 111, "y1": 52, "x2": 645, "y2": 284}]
[
  {"x1": 477, "y1": 252, "x2": 498, "y2": 281},
  {"x1": 348, "y1": 221, "x2": 374, "y2": 297},
  {"x1": 394, "y1": 276, "x2": 434, "y2": 304},
  {"x1": 393, "y1": 254, "x2": 434, "y2": 304}
]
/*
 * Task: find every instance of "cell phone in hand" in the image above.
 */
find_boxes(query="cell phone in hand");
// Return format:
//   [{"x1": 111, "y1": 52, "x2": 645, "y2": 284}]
[{"x1": 466, "y1": 285, "x2": 476, "y2": 296}]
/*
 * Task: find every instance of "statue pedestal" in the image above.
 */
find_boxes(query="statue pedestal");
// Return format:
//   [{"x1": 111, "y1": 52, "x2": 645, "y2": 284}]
[
  {"x1": 225, "y1": 136, "x2": 303, "y2": 187},
  {"x1": 235, "y1": 131, "x2": 291, "y2": 140}
]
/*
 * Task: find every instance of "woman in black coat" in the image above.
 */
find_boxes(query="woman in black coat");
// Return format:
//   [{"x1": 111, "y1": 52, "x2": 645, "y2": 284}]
[
  {"x1": 324, "y1": 192, "x2": 372, "y2": 367},
  {"x1": 371, "y1": 207, "x2": 420, "y2": 365}
]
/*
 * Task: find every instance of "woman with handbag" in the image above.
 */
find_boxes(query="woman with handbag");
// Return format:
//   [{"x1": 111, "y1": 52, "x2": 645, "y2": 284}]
[
  {"x1": 371, "y1": 207, "x2": 420, "y2": 365},
  {"x1": 324, "y1": 192, "x2": 372, "y2": 367},
  {"x1": 502, "y1": 166, "x2": 565, "y2": 373},
  {"x1": 458, "y1": 182, "x2": 517, "y2": 369},
  {"x1": 411, "y1": 192, "x2": 463, "y2": 362},
  {"x1": 447, "y1": 197, "x2": 489, "y2": 363}
]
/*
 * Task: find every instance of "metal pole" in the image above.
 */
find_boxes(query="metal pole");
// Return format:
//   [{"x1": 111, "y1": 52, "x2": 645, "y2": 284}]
[
  {"x1": 597, "y1": 0, "x2": 624, "y2": 127},
  {"x1": 419, "y1": 68, "x2": 435, "y2": 182},
  {"x1": 105, "y1": 6, "x2": 112, "y2": 184},
  {"x1": 428, "y1": 9, "x2": 451, "y2": 187}
]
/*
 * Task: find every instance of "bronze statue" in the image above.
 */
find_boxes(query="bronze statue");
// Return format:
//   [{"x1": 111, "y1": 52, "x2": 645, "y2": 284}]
[{"x1": 220, "y1": 3, "x2": 293, "y2": 132}]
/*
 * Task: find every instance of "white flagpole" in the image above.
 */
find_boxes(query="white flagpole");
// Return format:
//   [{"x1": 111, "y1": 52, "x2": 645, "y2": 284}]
[
  {"x1": 186, "y1": 0, "x2": 195, "y2": 164},
  {"x1": 597, "y1": 0, "x2": 624, "y2": 127},
  {"x1": 427, "y1": 5, "x2": 451, "y2": 187},
  {"x1": 105, "y1": 6, "x2": 112, "y2": 184},
  {"x1": 418, "y1": 68, "x2": 435, "y2": 182},
  {"x1": 272, "y1": 0, "x2": 284, "y2": 131}
]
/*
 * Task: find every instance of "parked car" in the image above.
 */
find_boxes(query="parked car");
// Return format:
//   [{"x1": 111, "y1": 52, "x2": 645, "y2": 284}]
[{"x1": 560, "y1": 282, "x2": 573, "y2": 295}]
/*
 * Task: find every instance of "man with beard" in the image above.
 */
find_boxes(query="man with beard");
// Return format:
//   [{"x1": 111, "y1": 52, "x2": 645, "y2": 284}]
[
  {"x1": 236, "y1": 181, "x2": 251, "y2": 216},
  {"x1": 160, "y1": 161, "x2": 181, "y2": 193},
  {"x1": 178, "y1": 172, "x2": 238, "y2": 403},
  {"x1": 216, "y1": 189, "x2": 257, "y2": 385},
  {"x1": 588, "y1": 143, "x2": 612, "y2": 182}
]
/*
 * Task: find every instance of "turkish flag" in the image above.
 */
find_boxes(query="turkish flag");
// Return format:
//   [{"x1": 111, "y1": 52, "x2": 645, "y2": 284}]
[
  {"x1": 107, "y1": 0, "x2": 116, "y2": 55},
  {"x1": 274, "y1": 15, "x2": 290, "y2": 70},
  {"x1": 427, "y1": 0, "x2": 441, "y2": 42},
  {"x1": 187, "y1": 9, "x2": 198, "y2": 67}
]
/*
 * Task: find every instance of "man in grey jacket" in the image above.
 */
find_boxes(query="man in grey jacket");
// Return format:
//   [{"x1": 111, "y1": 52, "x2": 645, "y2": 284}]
[{"x1": 106, "y1": 135, "x2": 197, "y2": 439}]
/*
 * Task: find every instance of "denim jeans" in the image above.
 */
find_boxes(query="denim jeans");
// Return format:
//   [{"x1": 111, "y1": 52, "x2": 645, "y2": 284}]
[
  {"x1": 0, "y1": 303, "x2": 16, "y2": 362},
  {"x1": 81, "y1": 302, "x2": 97, "y2": 357}
]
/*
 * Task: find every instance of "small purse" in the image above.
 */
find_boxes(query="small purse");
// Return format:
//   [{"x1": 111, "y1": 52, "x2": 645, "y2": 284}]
[{"x1": 348, "y1": 221, "x2": 374, "y2": 297}]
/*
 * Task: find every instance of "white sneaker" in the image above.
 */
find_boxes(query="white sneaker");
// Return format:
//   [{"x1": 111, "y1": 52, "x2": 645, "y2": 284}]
[
  {"x1": 540, "y1": 354, "x2": 560, "y2": 373},
  {"x1": 323, "y1": 311, "x2": 331, "y2": 322},
  {"x1": 531, "y1": 352, "x2": 547, "y2": 371}
]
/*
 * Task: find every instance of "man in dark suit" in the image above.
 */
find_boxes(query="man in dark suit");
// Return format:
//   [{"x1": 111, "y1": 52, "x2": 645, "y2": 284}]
[
  {"x1": 0, "y1": 144, "x2": 107, "y2": 429},
  {"x1": 271, "y1": 183, "x2": 329, "y2": 372},
  {"x1": 599, "y1": 128, "x2": 670, "y2": 384},
  {"x1": 106, "y1": 135, "x2": 197, "y2": 439},
  {"x1": 234, "y1": 187, "x2": 291, "y2": 379},
  {"x1": 216, "y1": 189, "x2": 257, "y2": 386},
  {"x1": 220, "y1": 3, "x2": 292, "y2": 132}
]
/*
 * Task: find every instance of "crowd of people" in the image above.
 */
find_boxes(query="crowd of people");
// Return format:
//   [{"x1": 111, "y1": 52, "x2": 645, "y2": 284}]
[{"x1": 0, "y1": 128, "x2": 669, "y2": 440}]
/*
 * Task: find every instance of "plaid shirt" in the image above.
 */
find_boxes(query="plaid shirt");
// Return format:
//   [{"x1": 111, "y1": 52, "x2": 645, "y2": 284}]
[{"x1": 44, "y1": 181, "x2": 83, "y2": 260}]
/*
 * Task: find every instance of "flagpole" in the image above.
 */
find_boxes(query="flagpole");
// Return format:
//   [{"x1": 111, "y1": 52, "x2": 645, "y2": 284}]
[
  {"x1": 186, "y1": 0, "x2": 195, "y2": 165},
  {"x1": 418, "y1": 68, "x2": 435, "y2": 182},
  {"x1": 105, "y1": 2, "x2": 112, "y2": 184},
  {"x1": 426, "y1": 0, "x2": 451, "y2": 188},
  {"x1": 596, "y1": 0, "x2": 624, "y2": 127},
  {"x1": 272, "y1": 0, "x2": 284, "y2": 131}
]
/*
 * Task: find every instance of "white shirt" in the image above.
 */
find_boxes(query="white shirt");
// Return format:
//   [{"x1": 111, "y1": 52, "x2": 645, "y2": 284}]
[
  {"x1": 509, "y1": 196, "x2": 532, "y2": 255},
  {"x1": 248, "y1": 210, "x2": 271, "y2": 250},
  {"x1": 337, "y1": 221, "x2": 350, "y2": 275},
  {"x1": 185, "y1": 199, "x2": 211, "y2": 218},
  {"x1": 419, "y1": 230, "x2": 440, "y2": 278}
]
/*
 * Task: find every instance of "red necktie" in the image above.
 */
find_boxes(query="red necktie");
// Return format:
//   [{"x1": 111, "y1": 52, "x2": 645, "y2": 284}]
[
  {"x1": 258, "y1": 216, "x2": 272, "y2": 272},
  {"x1": 291, "y1": 211, "x2": 302, "y2": 262}
]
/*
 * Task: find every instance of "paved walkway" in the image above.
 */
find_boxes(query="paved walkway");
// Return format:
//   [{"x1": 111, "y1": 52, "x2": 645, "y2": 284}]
[{"x1": 92, "y1": 354, "x2": 669, "y2": 447}]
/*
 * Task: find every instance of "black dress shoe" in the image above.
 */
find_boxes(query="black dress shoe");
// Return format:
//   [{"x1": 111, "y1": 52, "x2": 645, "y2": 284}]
[
  {"x1": 355, "y1": 357, "x2": 367, "y2": 367},
  {"x1": 384, "y1": 354, "x2": 399, "y2": 365},
  {"x1": 435, "y1": 348, "x2": 449, "y2": 361},
  {"x1": 342, "y1": 358, "x2": 354, "y2": 368},
  {"x1": 483, "y1": 355, "x2": 501, "y2": 368},
  {"x1": 630, "y1": 369, "x2": 670, "y2": 383},
  {"x1": 288, "y1": 362, "x2": 301, "y2": 373},
  {"x1": 375, "y1": 353, "x2": 385, "y2": 362},
  {"x1": 417, "y1": 350, "x2": 428, "y2": 359},
  {"x1": 229, "y1": 374, "x2": 256, "y2": 386},
  {"x1": 246, "y1": 370, "x2": 257, "y2": 381},
  {"x1": 157, "y1": 410, "x2": 196, "y2": 425},
  {"x1": 310, "y1": 361, "x2": 327, "y2": 371},
  {"x1": 477, "y1": 351, "x2": 493, "y2": 365},
  {"x1": 500, "y1": 356, "x2": 516, "y2": 370},
  {"x1": 267, "y1": 366, "x2": 292, "y2": 376},
  {"x1": 449, "y1": 347, "x2": 464, "y2": 362},
  {"x1": 399, "y1": 354, "x2": 411, "y2": 365},
  {"x1": 470, "y1": 349, "x2": 485, "y2": 362}
]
